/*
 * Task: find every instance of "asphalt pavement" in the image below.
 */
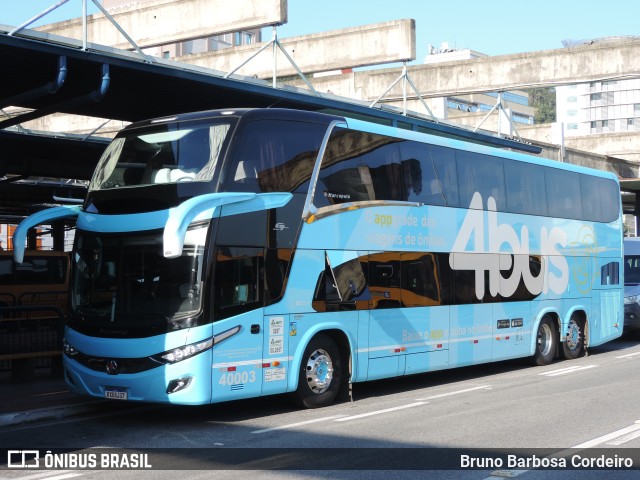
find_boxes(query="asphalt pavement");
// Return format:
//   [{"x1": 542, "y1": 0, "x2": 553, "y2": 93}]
[{"x1": 0, "y1": 367, "x2": 103, "y2": 428}]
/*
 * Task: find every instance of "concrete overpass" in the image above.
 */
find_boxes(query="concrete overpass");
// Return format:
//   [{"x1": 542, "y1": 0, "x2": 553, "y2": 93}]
[
  {"x1": 68, "y1": 0, "x2": 610, "y2": 162},
  {"x1": 35, "y1": 0, "x2": 288, "y2": 51},
  {"x1": 55, "y1": 0, "x2": 637, "y2": 93},
  {"x1": 355, "y1": 37, "x2": 640, "y2": 97},
  {"x1": 17, "y1": 0, "x2": 640, "y2": 168}
]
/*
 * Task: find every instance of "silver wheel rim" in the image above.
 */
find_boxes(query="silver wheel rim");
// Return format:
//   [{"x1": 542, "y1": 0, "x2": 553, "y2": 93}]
[
  {"x1": 565, "y1": 319, "x2": 581, "y2": 351},
  {"x1": 305, "y1": 348, "x2": 333, "y2": 394},
  {"x1": 538, "y1": 323, "x2": 553, "y2": 357}
]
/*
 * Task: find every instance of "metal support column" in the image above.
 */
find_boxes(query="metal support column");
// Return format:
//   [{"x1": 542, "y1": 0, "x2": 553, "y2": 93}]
[
  {"x1": 473, "y1": 92, "x2": 522, "y2": 140},
  {"x1": 225, "y1": 26, "x2": 319, "y2": 96},
  {"x1": 368, "y1": 62, "x2": 439, "y2": 122}
]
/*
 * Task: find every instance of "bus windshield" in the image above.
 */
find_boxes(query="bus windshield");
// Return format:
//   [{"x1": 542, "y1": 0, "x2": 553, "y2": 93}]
[
  {"x1": 71, "y1": 224, "x2": 208, "y2": 328},
  {"x1": 88, "y1": 118, "x2": 234, "y2": 191}
]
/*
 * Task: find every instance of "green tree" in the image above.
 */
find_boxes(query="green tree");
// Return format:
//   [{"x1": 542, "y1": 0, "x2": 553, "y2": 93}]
[{"x1": 528, "y1": 87, "x2": 556, "y2": 124}]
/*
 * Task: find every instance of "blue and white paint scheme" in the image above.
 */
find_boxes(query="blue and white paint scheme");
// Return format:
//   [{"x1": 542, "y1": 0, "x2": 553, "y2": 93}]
[{"x1": 14, "y1": 108, "x2": 623, "y2": 407}]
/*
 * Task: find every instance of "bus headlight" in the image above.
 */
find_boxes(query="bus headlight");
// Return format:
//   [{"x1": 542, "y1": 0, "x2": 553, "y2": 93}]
[
  {"x1": 63, "y1": 339, "x2": 79, "y2": 357},
  {"x1": 625, "y1": 295, "x2": 639, "y2": 305},
  {"x1": 152, "y1": 338, "x2": 213, "y2": 364}
]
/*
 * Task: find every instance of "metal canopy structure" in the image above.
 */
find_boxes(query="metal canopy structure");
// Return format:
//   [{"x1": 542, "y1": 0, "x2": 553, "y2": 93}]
[
  {"x1": 0, "y1": 29, "x2": 540, "y2": 220},
  {"x1": 0, "y1": 129, "x2": 108, "y2": 216}
]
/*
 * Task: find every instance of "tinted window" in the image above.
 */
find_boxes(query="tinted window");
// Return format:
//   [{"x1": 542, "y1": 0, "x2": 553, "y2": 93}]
[
  {"x1": 546, "y1": 169, "x2": 582, "y2": 219},
  {"x1": 314, "y1": 129, "x2": 405, "y2": 207},
  {"x1": 457, "y1": 151, "x2": 506, "y2": 210},
  {"x1": 625, "y1": 255, "x2": 640, "y2": 284},
  {"x1": 264, "y1": 248, "x2": 292, "y2": 305},
  {"x1": 581, "y1": 175, "x2": 619, "y2": 223},
  {"x1": 225, "y1": 120, "x2": 327, "y2": 193},
  {"x1": 601, "y1": 261, "x2": 620, "y2": 285},
  {"x1": 73, "y1": 228, "x2": 206, "y2": 323},
  {"x1": 431, "y1": 145, "x2": 459, "y2": 207},
  {"x1": 505, "y1": 160, "x2": 547, "y2": 216},
  {"x1": 309, "y1": 127, "x2": 619, "y2": 223},
  {"x1": 214, "y1": 247, "x2": 263, "y2": 320},
  {"x1": 367, "y1": 253, "x2": 403, "y2": 309},
  {"x1": 312, "y1": 253, "x2": 370, "y2": 312},
  {"x1": 90, "y1": 119, "x2": 234, "y2": 191},
  {"x1": 400, "y1": 142, "x2": 446, "y2": 205},
  {"x1": 401, "y1": 253, "x2": 443, "y2": 306}
]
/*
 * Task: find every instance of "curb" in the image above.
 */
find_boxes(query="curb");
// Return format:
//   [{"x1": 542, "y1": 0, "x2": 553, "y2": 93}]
[{"x1": 0, "y1": 402, "x2": 101, "y2": 428}]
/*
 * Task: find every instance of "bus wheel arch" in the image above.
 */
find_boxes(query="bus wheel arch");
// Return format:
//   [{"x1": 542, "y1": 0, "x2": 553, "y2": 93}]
[
  {"x1": 562, "y1": 310, "x2": 587, "y2": 360},
  {"x1": 290, "y1": 330, "x2": 351, "y2": 408},
  {"x1": 531, "y1": 314, "x2": 559, "y2": 366}
]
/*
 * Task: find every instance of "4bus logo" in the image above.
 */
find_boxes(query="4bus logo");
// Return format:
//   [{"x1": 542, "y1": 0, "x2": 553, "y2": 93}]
[{"x1": 449, "y1": 192, "x2": 570, "y2": 300}]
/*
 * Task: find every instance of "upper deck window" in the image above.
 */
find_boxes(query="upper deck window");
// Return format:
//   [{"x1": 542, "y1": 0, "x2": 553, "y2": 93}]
[
  {"x1": 313, "y1": 129, "x2": 406, "y2": 207},
  {"x1": 89, "y1": 118, "x2": 235, "y2": 191},
  {"x1": 223, "y1": 119, "x2": 327, "y2": 193}
]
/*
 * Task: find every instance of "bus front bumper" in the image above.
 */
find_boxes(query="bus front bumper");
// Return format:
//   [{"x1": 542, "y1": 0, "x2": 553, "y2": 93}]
[{"x1": 63, "y1": 352, "x2": 213, "y2": 405}]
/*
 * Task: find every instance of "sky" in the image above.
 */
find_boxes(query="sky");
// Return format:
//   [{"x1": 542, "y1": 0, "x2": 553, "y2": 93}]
[{"x1": 1, "y1": 0, "x2": 639, "y2": 67}]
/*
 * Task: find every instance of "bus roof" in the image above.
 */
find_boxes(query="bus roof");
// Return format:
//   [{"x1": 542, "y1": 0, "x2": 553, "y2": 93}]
[
  {"x1": 343, "y1": 117, "x2": 619, "y2": 182},
  {"x1": 119, "y1": 107, "x2": 618, "y2": 183}
]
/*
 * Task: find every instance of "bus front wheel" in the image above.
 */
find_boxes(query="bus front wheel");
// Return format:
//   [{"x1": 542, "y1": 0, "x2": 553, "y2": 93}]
[
  {"x1": 532, "y1": 316, "x2": 557, "y2": 366},
  {"x1": 562, "y1": 313, "x2": 584, "y2": 359},
  {"x1": 291, "y1": 334, "x2": 342, "y2": 408}
]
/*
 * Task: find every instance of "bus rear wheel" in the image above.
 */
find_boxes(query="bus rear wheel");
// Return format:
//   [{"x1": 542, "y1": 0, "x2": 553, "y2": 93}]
[
  {"x1": 532, "y1": 316, "x2": 557, "y2": 366},
  {"x1": 291, "y1": 334, "x2": 342, "y2": 408},
  {"x1": 562, "y1": 313, "x2": 584, "y2": 359}
]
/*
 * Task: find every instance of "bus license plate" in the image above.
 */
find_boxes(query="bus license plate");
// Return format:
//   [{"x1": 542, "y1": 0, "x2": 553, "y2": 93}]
[{"x1": 104, "y1": 388, "x2": 128, "y2": 400}]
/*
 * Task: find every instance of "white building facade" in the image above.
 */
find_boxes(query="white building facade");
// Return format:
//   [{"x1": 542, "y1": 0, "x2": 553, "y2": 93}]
[{"x1": 556, "y1": 78, "x2": 640, "y2": 137}]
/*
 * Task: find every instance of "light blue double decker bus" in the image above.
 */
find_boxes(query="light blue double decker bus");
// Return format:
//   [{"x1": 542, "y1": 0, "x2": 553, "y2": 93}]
[{"x1": 14, "y1": 108, "x2": 623, "y2": 408}]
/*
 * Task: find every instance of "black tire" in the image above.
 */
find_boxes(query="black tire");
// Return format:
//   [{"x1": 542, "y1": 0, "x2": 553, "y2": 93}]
[
  {"x1": 562, "y1": 313, "x2": 584, "y2": 360},
  {"x1": 532, "y1": 316, "x2": 557, "y2": 366},
  {"x1": 290, "y1": 334, "x2": 342, "y2": 408}
]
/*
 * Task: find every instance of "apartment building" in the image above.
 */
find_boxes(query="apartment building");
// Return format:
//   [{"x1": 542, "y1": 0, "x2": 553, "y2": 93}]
[{"x1": 556, "y1": 78, "x2": 640, "y2": 137}]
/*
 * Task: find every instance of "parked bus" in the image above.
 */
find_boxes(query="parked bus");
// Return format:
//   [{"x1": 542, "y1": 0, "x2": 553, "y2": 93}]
[
  {"x1": 0, "y1": 250, "x2": 70, "y2": 314},
  {"x1": 13, "y1": 108, "x2": 623, "y2": 408},
  {"x1": 623, "y1": 237, "x2": 640, "y2": 335}
]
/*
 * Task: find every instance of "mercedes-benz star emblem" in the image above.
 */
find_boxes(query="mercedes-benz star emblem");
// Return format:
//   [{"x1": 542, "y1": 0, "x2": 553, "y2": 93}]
[{"x1": 105, "y1": 360, "x2": 119, "y2": 375}]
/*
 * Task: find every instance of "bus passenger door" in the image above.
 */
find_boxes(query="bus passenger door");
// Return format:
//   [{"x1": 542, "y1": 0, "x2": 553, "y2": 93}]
[{"x1": 210, "y1": 247, "x2": 264, "y2": 403}]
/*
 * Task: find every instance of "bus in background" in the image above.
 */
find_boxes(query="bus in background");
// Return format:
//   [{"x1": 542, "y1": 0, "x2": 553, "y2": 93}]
[
  {"x1": 623, "y1": 237, "x2": 640, "y2": 336},
  {"x1": 13, "y1": 108, "x2": 623, "y2": 408},
  {"x1": 0, "y1": 250, "x2": 70, "y2": 314}
]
